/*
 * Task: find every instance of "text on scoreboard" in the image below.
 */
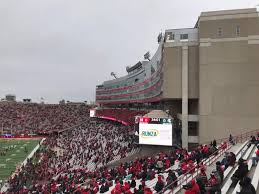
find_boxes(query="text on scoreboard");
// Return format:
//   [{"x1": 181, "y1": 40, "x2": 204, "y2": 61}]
[{"x1": 138, "y1": 117, "x2": 172, "y2": 124}]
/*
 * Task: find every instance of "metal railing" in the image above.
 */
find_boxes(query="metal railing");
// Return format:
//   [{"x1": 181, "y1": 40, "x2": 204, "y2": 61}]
[
  {"x1": 157, "y1": 144, "x2": 230, "y2": 194},
  {"x1": 156, "y1": 129, "x2": 259, "y2": 194}
]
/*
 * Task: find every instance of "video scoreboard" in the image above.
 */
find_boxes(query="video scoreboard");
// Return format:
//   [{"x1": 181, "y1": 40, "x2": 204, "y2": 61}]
[{"x1": 136, "y1": 117, "x2": 173, "y2": 146}]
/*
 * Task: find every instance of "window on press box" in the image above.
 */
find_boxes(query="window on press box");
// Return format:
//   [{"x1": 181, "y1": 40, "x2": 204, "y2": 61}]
[
  {"x1": 180, "y1": 34, "x2": 188, "y2": 40},
  {"x1": 217, "y1": 27, "x2": 223, "y2": 37},
  {"x1": 236, "y1": 25, "x2": 240, "y2": 36}
]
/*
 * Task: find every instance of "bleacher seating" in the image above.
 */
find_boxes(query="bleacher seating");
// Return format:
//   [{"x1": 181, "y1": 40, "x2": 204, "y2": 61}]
[
  {"x1": 221, "y1": 141, "x2": 249, "y2": 193},
  {"x1": 103, "y1": 143, "x2": 229, "y2": 194},
  {"x1": 0, "y1": 102, "x2": 90, "y2": 135},
  {"x1": 169, "y1": 135, "x2": 258, "y2": 194},
  {"x1": 168, "y1": 144, "x2": 232, "y2": 194},
  {"x1": 218, "y1": 141, "x2": 259, "y2": 194},
  {"x1": 1, "y1": 102, "x2": 258, "y2": 194},
  {"x1": 189, "y1": 138, "x2": 258, "y2": 194}
]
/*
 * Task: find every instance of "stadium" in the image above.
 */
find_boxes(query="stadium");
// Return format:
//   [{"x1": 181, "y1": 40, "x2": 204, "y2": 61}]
[{"x1": 1, "y1": 7, "x2": 259, "y2": 194}]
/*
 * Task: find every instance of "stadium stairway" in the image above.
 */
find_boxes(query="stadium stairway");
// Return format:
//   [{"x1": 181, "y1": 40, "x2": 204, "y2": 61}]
[
  {"x1": 221, "y1": 141, "x2": 252, "y2": 194},
  {"x1": 175, "y1": 140, "x2": 259, "y2": 194},
  {"x1": 230, "y1": 145, "x2": 255, "y2": 194},
  {"x1": 252, "y1": 158, "x2": 259, "y2": 194},
  {"x1": 221, "y1": 142, "x2": 259, "y2": 194}
]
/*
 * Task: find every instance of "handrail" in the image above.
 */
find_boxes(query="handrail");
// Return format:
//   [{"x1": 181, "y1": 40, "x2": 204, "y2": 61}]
[
  {"x1": 156, "y1": 128, "x2": 259, "y2": 194},
  {"x1": 187, "y1": 128, "x2": 259, "y2": 151},
  {"x1": 156, "y1": 143, "x2": 230, "y2": 194}
]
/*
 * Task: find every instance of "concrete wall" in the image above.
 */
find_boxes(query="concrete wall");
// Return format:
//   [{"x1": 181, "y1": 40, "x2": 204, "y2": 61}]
[
  {"x1": 163, "y1": 46, "x2": 182, "y2": 99},
  {"x1": 198, "y1": 10, "x2": 259, "y2": 143},
  {"x1": 188, "y1": 46, "x2": 199, "y2": 99},
  {"x1": 162, "y1": 45, "x2": 199, "y2": 99}
]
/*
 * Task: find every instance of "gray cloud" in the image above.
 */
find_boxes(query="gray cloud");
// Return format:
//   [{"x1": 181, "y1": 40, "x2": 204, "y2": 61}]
[{"x1": 0, "y1": 0, "x2": 258, "y2": 103}]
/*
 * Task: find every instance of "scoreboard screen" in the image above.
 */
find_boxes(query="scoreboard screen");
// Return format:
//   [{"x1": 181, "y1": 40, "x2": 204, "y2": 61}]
[
  {"x1": 138, "y1": 117, "x2": 172, "y2": 146},
  {"x1": 90, "y1": 109, "x2": 96, "y2": 117}
]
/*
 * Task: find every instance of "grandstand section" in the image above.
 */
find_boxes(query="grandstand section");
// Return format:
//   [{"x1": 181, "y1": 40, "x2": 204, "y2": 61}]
[
  {"x1": 1, "y1": 6, "x2": 259, "y2": 194},
  {"x1": 0, "y1": 102, "x2": 90, "y2": 135}
]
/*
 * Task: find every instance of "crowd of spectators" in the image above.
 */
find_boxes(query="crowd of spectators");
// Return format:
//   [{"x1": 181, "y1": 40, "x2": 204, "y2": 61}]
[
  {"x1": 53, "y1": 119, "x2": 137, "y2": 170},
  {"x1": 5, "y1": 119, "x2": 138, "y2": 193},
  {"x1": 0, "y1": 102, "x2": 90, "y2": 135},
  {"x1": 5, "y1": 135, "x2": 224, "y2": 193},
  {"x1": 3, "y1": 102, "x2": 258, "y2": 193}
]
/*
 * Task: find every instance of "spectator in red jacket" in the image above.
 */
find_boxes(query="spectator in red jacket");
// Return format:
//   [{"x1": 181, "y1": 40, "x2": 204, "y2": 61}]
[
  {"x1": 154, "y1": 175, "x2": 164, "y2": 192},
  {"x1": 123, "y1": 181, "x2": 130, "y2": 191},
  {"x1": 202, "y1": 145, "x2": 209, "y2": 157},
  {"x1": 144, "y1": 187, "x2": 153, "y2": 194},
  {"x1": 181, "y1": 161, "x2": 188, "y2": 174},
  {"x1": 111, "y1": 183, "x2": 122, "y2": 194},
  {"x1": 220, "y1": 141, "x2": 228, "y2": 150},
  {"x1": 187, "y1": 160, "x2": 195, "y2": 174},
  {"x1": 184, "y1": 179, "x2": 200, "y2": 194},
  {"x1": 207, "y1": 172, "x2": 221, "y2": 194},
  {"x1": 252, "y1": 145, "x2": 259, "y2": 166},
  {"x1": 197, "y1": 166, "x2": 208, "y2": 185}
]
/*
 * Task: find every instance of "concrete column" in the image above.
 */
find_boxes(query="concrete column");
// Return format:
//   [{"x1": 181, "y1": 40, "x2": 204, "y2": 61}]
[{"x1": 182, "y1": 46, "x2": 189, "y2": 149}]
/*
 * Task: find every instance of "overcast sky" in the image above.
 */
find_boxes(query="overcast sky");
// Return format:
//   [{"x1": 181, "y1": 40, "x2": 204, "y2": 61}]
[{"x1": 0, "y1": 0, "x2": 258, "y2": 103}]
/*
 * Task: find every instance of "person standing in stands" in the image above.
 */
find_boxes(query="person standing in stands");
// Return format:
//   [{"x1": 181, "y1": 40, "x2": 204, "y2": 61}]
[
  {"x1": 231, "y1": 158, "x2": 249, "y2": 185},
  {"x1": 111, "y1": 182, "x2": 122, "y2": 194},
  {"x1": 207, "y1": 172, "x2": 221, "y2": 194},
  {"x1": 202, "y1": 145, "x2": 209, "y2": 158},
  {"x1": 166, "y1": 170, "x2": 177, "y2": 189},
  {"x1": 154, "y1": 175, "x2": 164, "y2": 192},
  {"x1": 184, "y1": 179, "x2": 200, "y2": 194},
  {"x1": 130, "y1": 176, "x2": 136, "y2": 188},
  {"x1": 100, "y1": 183, "x2": 109, "y2": 193},
  {"x1": 197, "y1": 166, "x2": 208, "y2": 184},
  {"x1": 144, "y1": 187, "x2": 153, "y2": 194},
  {"x1": 238, "y1": 177, "x2": 256, "y2": 194},
  {"x1": 134, "y1": 185, "x2": 144, "y2": 194},
  {"x1": 196, "y1": 167, "x2": 207, "y2": 194},
  {"x1": 215, "y1": 161, "x2": 224, "y2": 184},
  {"x1": 156, "y1": 159, "x2": 164, "y2": 173},
  {"x1": 213, "y1": 139, "x2": 217, "y2": 148},
  {"x1": 194, "y1": 149, "x2": 202, "y2": 164},
  {"x1": 229, "y1": 134, "x2": 235, "y2": 145},
  {"x1": 256, "y1": 133, "x2": 259, "y2": 145},
  {"x1": 252, "y1": 145, "x2": 259, "y2": 166},
  {"x1": 221, "y1": 152, "x2": 236, "y2": 169}
]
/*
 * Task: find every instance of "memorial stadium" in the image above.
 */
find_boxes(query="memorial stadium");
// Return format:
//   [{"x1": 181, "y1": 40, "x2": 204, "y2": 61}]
[{"x1": 1, "y1": 7, "x2": 259, "y2": 194}]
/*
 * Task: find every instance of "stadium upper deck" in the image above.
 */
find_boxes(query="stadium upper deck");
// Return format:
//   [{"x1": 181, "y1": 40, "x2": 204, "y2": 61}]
[{"x1": 96, "y1": 38, "x2": 163, "y2": 104}]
